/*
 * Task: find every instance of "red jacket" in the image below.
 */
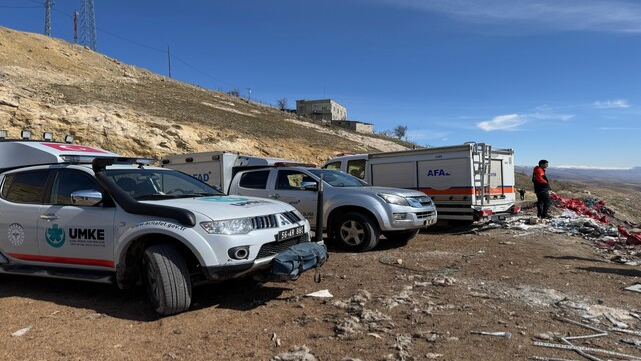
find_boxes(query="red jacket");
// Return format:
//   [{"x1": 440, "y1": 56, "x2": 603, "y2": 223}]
[{"x1": 532, "y1": 166, "x2": 549, "y2": 191}]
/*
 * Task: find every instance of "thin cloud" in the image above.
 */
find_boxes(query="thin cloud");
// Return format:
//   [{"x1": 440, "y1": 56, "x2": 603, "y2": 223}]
[
  {"x1": 477, "y1": 114, "x2": 526, "y2": 131},
  {"x1": 594, "y1": 99, "x2": 631, "y2": 109},
  {"x1": 375, "y1": 0, "x2": 641, "y2": 33}
]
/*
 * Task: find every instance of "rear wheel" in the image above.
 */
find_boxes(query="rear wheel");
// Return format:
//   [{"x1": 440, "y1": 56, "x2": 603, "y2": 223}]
[
  {"x1": 334, "y1": 212, "x2": 380, "y2": 252},
  {"x1": 383, "y1": 229, "x2": 420, "y2": 244},
  {"x1": 143, "y1": 244, "x2": 192, "y2": 315}
]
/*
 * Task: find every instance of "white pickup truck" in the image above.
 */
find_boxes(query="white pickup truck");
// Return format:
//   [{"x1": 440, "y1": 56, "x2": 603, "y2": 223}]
[
  {"x1": 0, "y1": 136, "x2": 313, "y2": 315},
  {"x1": 162, "y1": 152, "x2": 437, "y2": 252}
]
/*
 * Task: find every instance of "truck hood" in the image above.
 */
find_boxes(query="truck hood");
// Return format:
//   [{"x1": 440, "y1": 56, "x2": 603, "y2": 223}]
[
  {"x1": 140, "y1": 195, "x2": 297, "y2": 220},
  {"x1": 339, "y1": 186, "x2": 427, "y2": 198}
]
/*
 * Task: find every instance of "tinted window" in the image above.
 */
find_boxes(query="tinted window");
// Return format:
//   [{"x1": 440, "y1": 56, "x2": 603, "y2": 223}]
[
  {"x1": 107, "y1": 169, "x2": 222, "y2": 200},
  {"x1": 276, "y1": 170, "x2": 316, "y2": 190},
  {"x1": 238, "y1": 171, "x2": 269, "y2": 189},
  {"x1": 1, "y1": 170, "x2": 51, "y2": 204},
  {"x1": 50, "y1": 170, "x2": 100, "y2": 205},
  {"x1": 347, "y1": 159, "x2": 366, "y2": 179},
  {"x1": 324, "y1": 161, "x2": 341, "y2": 171}
]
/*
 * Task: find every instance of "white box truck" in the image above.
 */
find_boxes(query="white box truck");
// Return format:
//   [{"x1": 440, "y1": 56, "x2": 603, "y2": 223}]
[{"x1": 323, "y1": 142, "x2": 518, "y2": 224}]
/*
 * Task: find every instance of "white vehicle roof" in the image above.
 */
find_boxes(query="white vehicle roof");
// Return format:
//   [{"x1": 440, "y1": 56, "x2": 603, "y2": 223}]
[{"x1": 0, "y1": 141, "x2": 121, "y2": 171}]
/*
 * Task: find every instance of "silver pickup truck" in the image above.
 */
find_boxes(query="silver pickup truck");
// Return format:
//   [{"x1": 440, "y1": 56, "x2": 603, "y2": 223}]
[{"x1": 162, "y1": 152, "x2": 437, "y2": 252}]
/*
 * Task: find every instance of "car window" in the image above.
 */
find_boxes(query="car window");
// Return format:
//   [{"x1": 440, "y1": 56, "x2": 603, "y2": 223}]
[
  {"x1": 276, "y1": 170, "x2": 315, "y2": 190},
  {"x1": 238, "y1": 171, "x2": 269, "y2": 189},
  {"x1": 0, "y1": 170, "x2": 51, "y2": 204},
  {"x1": 107, "y1": 169, "x2": 221, "y2": 199},
  {"x1": 324, "y1": 161, "x2": 341, "y2": 171},
  {"x1": 307, "y1": 169, "x2": 368, "y2": 187},
  {"x1": 347, "y1": 159, "x2": 366, "y2": 179},
  {"x1": 50, "y1": 170, "x2": 101, "y2": 205}
]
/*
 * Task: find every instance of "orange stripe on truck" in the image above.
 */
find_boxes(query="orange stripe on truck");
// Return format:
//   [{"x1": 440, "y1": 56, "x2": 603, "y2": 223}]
[{"x1": 418, "y1": 186, "x2": 514, "y2": 195}]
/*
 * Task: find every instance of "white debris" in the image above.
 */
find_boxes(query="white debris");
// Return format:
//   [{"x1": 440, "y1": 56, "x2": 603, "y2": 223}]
[
  {"x1": 11, "y1": 326, "x2": 32, "y2": 337},
  {"x1": 305, "y1": 289, "x2": 333, "y2": 298}
]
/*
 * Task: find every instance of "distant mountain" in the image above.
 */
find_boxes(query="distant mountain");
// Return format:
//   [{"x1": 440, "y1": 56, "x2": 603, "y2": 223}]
[{"x1": 515, "y1": 166, "x2": 641, "y2": 183}]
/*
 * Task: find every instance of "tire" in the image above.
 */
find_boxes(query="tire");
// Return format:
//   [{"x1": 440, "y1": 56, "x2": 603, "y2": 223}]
[
  {"x1": 334, "y1": 212, "x2": 380, "y2": 252},
  {"x1": 383, "y1": 229, "x2": 420, "y2": 244},
  {"x1": 143, "y1": 244, "x2": 192, "y2": 315}
]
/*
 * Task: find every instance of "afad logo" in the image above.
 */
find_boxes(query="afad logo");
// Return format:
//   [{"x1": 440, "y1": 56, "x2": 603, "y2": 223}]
[
  {"x1": 45, "y1": 224, "x2": 66, "y2": 248},
  {"x1": 426, "y1": 169, "x2": 450, "y2": 177}
]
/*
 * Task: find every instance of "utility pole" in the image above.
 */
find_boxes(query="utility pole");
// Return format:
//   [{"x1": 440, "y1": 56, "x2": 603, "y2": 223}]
[
  {"x1": 44, "y1": 0, "x2": 54, "y2": 36},
  {"x1": 73, "y1": 10, "x2": 78, "y2": 43},
  {"x1": 167, "y1": 46, "x2": 172, "y2": 78},
  {"x1": 247, "y1": 88, "x2": 252, "y2": 101}
]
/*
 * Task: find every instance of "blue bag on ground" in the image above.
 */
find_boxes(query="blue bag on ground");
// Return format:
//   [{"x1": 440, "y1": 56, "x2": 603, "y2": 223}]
[{"x1": 272, "y1": 242, "x2": 327, "y2": 282}]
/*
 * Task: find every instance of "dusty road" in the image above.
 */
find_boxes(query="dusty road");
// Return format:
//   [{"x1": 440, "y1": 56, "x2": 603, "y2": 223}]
[{"x1": 1, "y1": 210, "x2": 640, "y2": 361}]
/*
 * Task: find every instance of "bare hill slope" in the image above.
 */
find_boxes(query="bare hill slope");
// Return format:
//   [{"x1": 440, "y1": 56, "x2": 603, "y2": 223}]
[{"x1": 0, "y1": 26, "x2": 407, "y2": 163}]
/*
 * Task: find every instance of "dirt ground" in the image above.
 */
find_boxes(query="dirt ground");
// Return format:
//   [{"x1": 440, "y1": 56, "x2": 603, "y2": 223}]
[{"x1": 1, "y1": 205, "x2": 640, "y2": 361}]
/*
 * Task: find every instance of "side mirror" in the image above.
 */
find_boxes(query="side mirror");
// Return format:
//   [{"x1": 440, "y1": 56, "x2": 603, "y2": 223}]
[
  {"x1": 71, "y1": 189, "x2": 103, "y2": 206},
  {"x1": 300, "y1": 181, "x2": 318, "y2": 191}
]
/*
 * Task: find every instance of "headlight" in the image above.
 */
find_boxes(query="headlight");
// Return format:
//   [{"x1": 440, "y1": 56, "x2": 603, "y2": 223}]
[
  {"x1": 200, "y1": 218, "x2": 253, "y2": 234},
  {"x1": 377, "y1": 193, "x2": 410, "y2": 206}
]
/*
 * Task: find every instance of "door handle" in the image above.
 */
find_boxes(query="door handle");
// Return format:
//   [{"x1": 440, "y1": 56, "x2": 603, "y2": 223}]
[
  {"x1": 269, "y1": 193, "x2": 280, "y2": 199},
  {"x1": 40, "y1": 213, "x2": 59, "y2": 221}
]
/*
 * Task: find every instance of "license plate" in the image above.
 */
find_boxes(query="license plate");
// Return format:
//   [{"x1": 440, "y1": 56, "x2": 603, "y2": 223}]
[
  {"x1": 424, "y1": 218, "x2": 436, "y2": 226},
  {"x1": 277, "y1": 226, "x2": 305, "y2": 241}
]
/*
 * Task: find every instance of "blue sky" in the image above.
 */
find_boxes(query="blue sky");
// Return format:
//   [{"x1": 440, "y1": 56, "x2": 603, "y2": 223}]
[{"x1": 1, "y1": 0, "x2": 640, "y2": 168}]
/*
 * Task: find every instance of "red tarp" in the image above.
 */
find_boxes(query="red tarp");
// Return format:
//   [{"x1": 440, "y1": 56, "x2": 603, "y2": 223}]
[
  {"x1": 550, "y1": 192, "x2": 641, "y2": 245},
  {"x1": 550, "y1": 193, "x2": 609, "y2": 223}
]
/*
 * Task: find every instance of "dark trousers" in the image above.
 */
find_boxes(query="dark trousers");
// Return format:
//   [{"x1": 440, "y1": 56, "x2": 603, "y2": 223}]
[{"x1": 535, "y1": 190, "x2": 551, "y2": 218}]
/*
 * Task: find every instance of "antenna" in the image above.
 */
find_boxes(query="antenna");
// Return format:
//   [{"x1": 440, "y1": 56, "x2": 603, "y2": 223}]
[
  {"x1": 44, "y1": 0, "x2": 54, "y2": 36},
  {"x1": 79, "y1": 0, "x2": 97, "y2": 50}
]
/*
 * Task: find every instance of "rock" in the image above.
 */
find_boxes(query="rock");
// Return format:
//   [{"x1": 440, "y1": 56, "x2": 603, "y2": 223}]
[{"x1": 271, "y1": 345, "x2": 318, "y2": 361}]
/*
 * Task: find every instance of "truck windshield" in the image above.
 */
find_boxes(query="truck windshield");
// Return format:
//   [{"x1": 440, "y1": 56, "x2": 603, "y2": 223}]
[
  {"x1": 307, "y1": 169, "x2": 368, "y2": 188},
  {"x1": 107, "y1": 169, "x2": 223, "y2": 200}
]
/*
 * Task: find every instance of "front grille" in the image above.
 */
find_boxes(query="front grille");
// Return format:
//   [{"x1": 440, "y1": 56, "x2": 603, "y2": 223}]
[
  {"x1": 251, "y1": 214, "x2": 278, "y2": 229},
  {"x1": 415, "y1": 211, "x2": 436, "y2": 219},
  {"x1": 411, "y1": 196, "x2": 433, "y2": 206},
  {"x1": 280, "y1": 211, "x2": 302, "y2": 224},
  {"x1": 256, "y1": 236, "x2": 307, "y2": 258}
]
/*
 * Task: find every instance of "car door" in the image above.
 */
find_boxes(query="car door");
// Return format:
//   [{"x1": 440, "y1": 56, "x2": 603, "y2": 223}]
[
  {"x1": 272, "y1": 169, "x2": 319, "y2": 225},
  {"x1": 37, "y1": 168, "x2": 117, "y2": 269},
  {"x1": 0, "y1": 169, "x2": 52, "y2": 261}
]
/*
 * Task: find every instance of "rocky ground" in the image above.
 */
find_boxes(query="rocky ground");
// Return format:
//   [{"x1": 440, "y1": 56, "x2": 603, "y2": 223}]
[{"x1": 1, "y1": 204, "x2": 640, "y2": 361}]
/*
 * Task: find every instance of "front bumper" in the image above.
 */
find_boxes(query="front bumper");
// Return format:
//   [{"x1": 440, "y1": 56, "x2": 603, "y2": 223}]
[{"x1": 383, "y1": 207, "x2": 438, "y2": 231}]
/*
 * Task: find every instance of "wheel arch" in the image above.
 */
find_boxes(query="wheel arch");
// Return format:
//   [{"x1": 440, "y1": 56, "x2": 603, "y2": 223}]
[
  {"x1": 327, "y1": 205, "x2": 379, "y2": 239},
  {"x1": 116, "y1": 233, "x2": 202, "y2": 290}
]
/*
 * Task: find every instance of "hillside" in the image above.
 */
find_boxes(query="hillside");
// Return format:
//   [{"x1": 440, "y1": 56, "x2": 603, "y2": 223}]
[{"x1": 0, "y1": 26, "x2": 408, "y2": 163}]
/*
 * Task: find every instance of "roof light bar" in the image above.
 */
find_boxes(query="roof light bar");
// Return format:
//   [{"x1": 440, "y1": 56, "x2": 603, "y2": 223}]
[
  {"x1": 21, "y1": 130, "x2": 31, "y2": 140},
  {"x1": 0, "y1": 130, "x2": 7, "y2": 139},
  {"x1": 64, "y1": 134, "x2": 74, "y2": 143},
  {"x1": 43, "y1": 132, "x2": 54, "y2": 141}
]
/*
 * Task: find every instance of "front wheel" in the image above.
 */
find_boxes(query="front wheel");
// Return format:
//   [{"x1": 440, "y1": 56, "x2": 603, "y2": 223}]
[
  {"x1": 334, "y1": 212, "x2": 380, "y2": 252},
  {"x1": 143, "y1": 244, "x2": 192, "y2": 315},
  {"x1": 383, "y1": 229, "x2": 420, "y2": 244}
]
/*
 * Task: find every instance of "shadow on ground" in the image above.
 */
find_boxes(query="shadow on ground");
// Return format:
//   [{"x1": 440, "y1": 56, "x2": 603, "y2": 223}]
[{"x1": 0, "y1": 273, "x2": 291, "y2": 321}]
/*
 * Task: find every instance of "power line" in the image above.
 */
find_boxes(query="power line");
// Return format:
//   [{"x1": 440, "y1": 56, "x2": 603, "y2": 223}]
[
  {"x1": 0, "y1": 5, "x2": 42, "y2": 8},
  {"x1": 17, "y1": 0, "x2": 244, "y2": 93}
]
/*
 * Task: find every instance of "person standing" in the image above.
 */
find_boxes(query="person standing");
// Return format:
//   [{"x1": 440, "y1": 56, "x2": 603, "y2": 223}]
[
  {"x1": 532, "y1": 159, "x2": 552, "y2": 218},
  {"x1": 518, "y1": 188, "x2": 526, "y2": 201}
]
